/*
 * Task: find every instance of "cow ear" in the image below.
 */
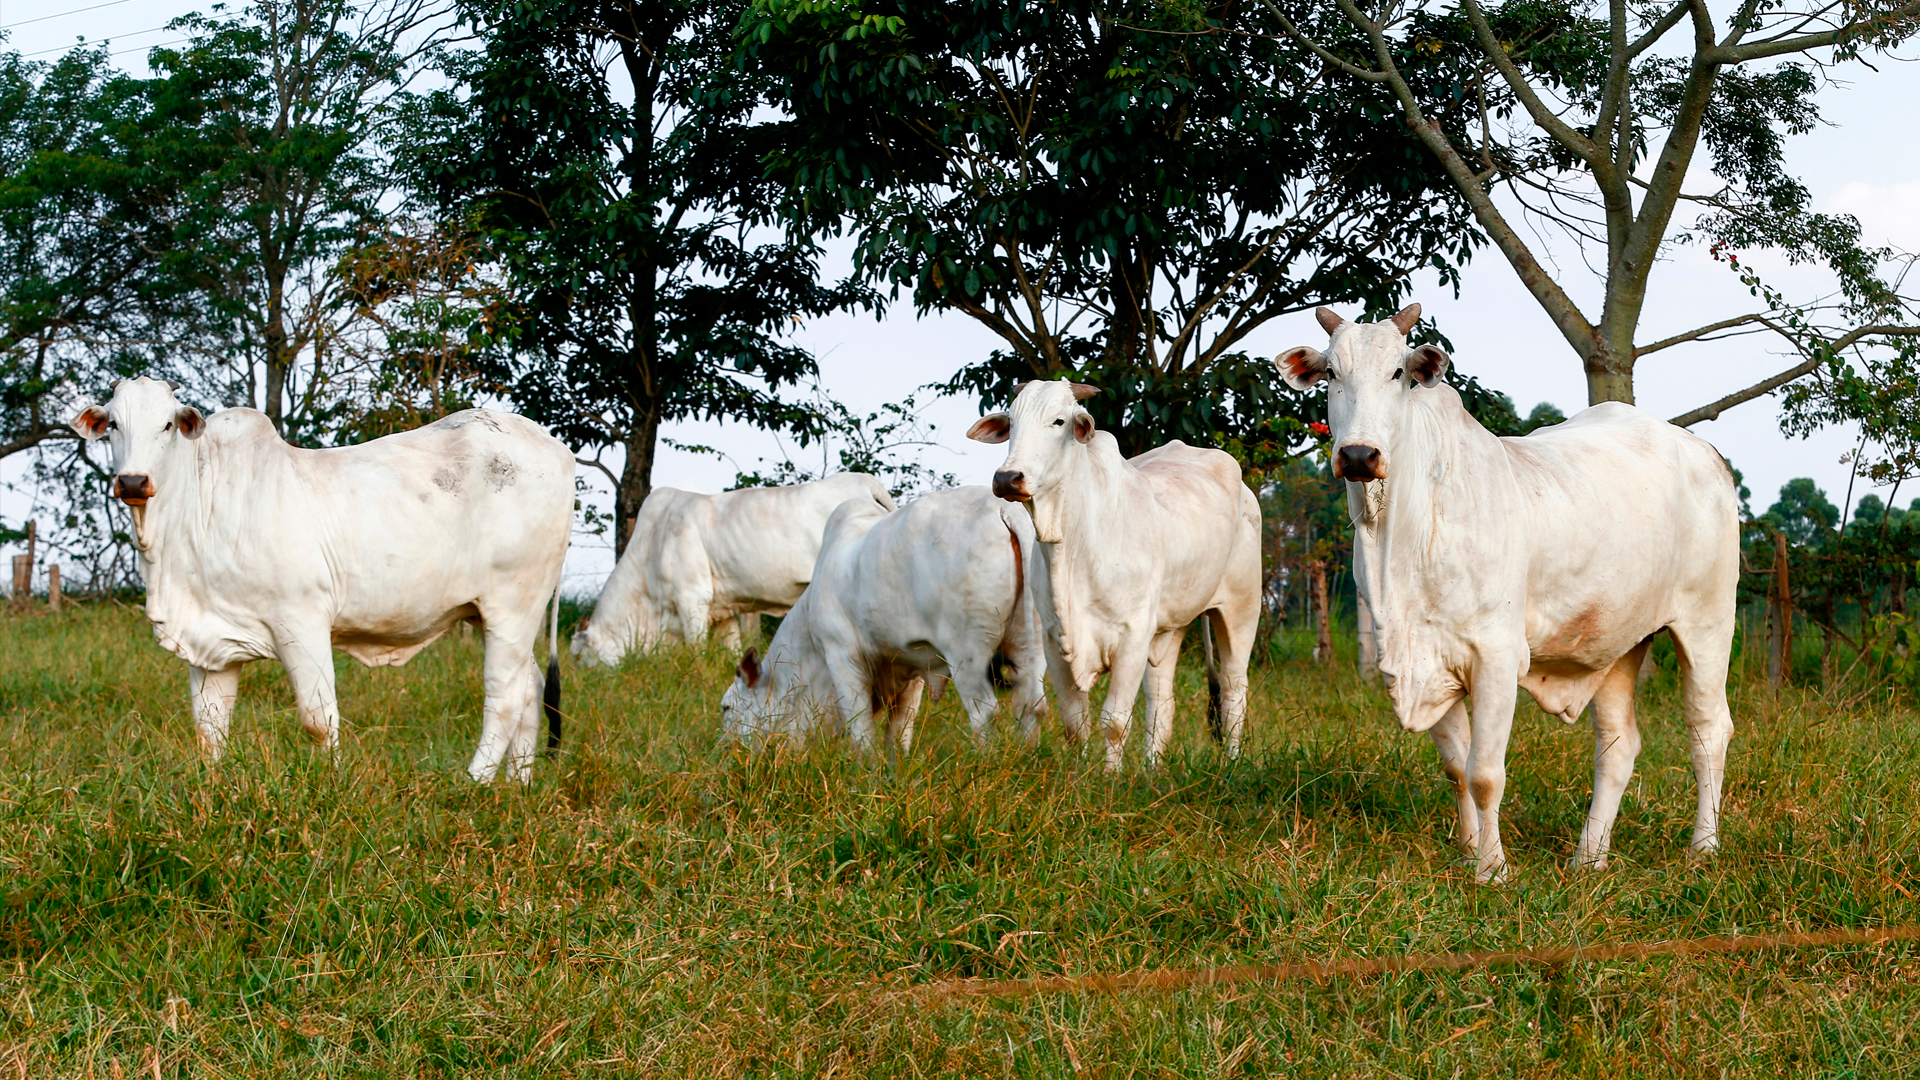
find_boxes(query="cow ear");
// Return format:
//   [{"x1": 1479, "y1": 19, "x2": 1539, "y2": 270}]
[
  {"x1": 967, "y1": 412, "x2": 1011, "y2": 444},
  {"x1": 738, "y1": 647, "x2": 761, "y2": 689},
  {"x1": 175, "y1": 406, "x2": 205, "y2": 440},
  {"x1": 1069, "y1": 382, "x2": 1100, "y2": 400},
  {"x1": 1072, "y1": 409, "x2": 1096, "y2": 443},
  {"x1": 71, "y1": 405, "x2": 111, "y2": 440},
  {"x1": 1408, "y1": 343, "x2": 1450, "y2": 388},
  {"x1": 1315, "y1": 306, "x2": 1346, "y2": 334},
  {"x1": 1276, "y1": 346, "x2": 1329, "y2": 391},
  {"x1": 1391, "y1": 303, "x2": 1422, "y2": 335}
]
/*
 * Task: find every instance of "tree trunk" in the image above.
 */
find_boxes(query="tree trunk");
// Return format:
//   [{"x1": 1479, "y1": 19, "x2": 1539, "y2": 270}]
[{"x1": 614, "y1": 404, "x2": 662, "y2": 557}]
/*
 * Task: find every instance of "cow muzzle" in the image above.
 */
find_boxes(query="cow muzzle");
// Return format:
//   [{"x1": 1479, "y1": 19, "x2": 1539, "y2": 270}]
[
  {"x1": 992, "y1": 469, "x2": 1030, "y2": 501},
  {"x1": 1335, "y1": 444, "x2": 1386, "y2": 482},
  {"x1": 114, "y1": 473, "x2": 155, "y2": 505}
]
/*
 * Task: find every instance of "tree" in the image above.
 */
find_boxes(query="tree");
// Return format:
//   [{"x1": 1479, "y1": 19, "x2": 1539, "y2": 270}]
[
  {"x1": 739, "y1": 0, "x2": 1482, "y2": 469},
  {"x1": 1764, "y1": 476, "x2": 1838, "y2": 547},
  {"x1": 1263, "y1": 0, "x2": 1920, "y2": 414},
  {"x1": 0, "y1": 46, "x2": 180, "y2": 463},
  {"x1": 409, "y1": 0, "x2": 869, "y2": 552},
  {"x1": 137, "y1": 0, "x2": 446, "y2": 440}
]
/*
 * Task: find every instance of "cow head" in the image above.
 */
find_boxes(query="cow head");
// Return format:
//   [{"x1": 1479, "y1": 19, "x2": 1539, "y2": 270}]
[
  {"x1": 69, "y1": 377, "x2": 205, "y2": 508},
  {"x1": 966, "y1": 379, "x2": 1100, "y2": 542},
  {"x1": 1274, "y1": 304, "x2": 1449, "y2": 484},
  {"x1": 720, "y1": 646, "x2": 784, "y2": 741}
]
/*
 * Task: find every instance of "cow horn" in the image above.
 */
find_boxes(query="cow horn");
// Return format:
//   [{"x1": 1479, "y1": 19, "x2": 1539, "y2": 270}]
[
  {"x1": 1391, "y1": 303, "x2": 1422, "y2": 334},
  {"x1": 1069, "y1": 382, "x2": 1100, "y2": 400},
  {"x1": 166, "y1": 380, "x2": 181, "y2": 392},
  {"x1": 1012, "y1": 380, "x2": 1032, "y2": 399},
  {"x1": 1315, "y1": 307, "x2": 1346, "y2": 334}
]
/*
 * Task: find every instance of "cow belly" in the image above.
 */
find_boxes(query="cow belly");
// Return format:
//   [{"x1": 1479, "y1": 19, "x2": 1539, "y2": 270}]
[{"x1": 333, "y1": 606, "x2": 475, "y2": 667}]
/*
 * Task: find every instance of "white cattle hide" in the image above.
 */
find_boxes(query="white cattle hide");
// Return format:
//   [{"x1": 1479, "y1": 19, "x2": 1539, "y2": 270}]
[
  {"x1": 969, "y1": 380, "x2": 1264, "y2": 770},
  {"x1": 719, "y1": 486, "x2": 1047, "y2": 749},
  {"x1": 1277, "y1": 304, "x2": 1740, "y2": 881},
  {"x1": 71, "y1": 378, "x2": 574, "y2": 782},
  {"x1": 572, "y1": 473, "x2": 896, "y2": 666}
]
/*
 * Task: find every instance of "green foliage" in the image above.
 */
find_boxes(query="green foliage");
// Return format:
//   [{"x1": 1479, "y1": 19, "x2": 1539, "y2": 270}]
[
  {"x1": 681, "y1": 390, "x2": 961, "y2": 500},
  {"x1": 1765, "y1": 477, "x2": 1840, "y2": 548},
  {"x1": 3, "y1": 605, "x2": 1920, "y2": 1074},
  {"x1": 740, "y1": 0, "x2": 1482, "y2": 468},
  {"x1": 407, "y1": 0, "x2": 873, "y2": 547}
]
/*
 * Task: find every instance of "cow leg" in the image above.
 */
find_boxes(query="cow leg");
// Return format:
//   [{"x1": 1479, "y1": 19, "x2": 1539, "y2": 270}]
[
  {"x1": 1465, "y1": 665, "x2": 1520, "y2": 884},
  {"x1": 826, "y1": 659, "x2": 879, "y2": 752},
  {"x1": 276, "y1": 631, "x2": 341, "y2": 754},
  {"x1": 886, "y1": 672, "x2": 925, "y2": 754},
  {"x1": 1000, "y1": 599, "x2": 1050, "y2": 746},
  {"x1": 1142, "y1": 627, "x2": 1187, "y2": 767},
  {"x1": 951, "y1": 655, "x2": 1002, "y2": 748},
  {"x1": 1099, "y1": 645, "x2": 1152, "y2": 772},
  {"x1": 190, "y1": 663, "x2": 244, "y2": 760},
  {"x1": 1574, "y1": 644, "x2": 1650, "y2": 869},
  {"x1": 470, "y1": 627, "x2": 540, "y2": 783},
  {"x1": 1042, "y1": 633, "x2": 1092, "y2": 747},
  {"x1": 1670, "y1": 621, "x2": 1736, "y2": 856},
  {"x1": 1426, "y1": 697, "x2": 1478, "y2": 851},
  {"x1": 1207, "y1": 599, "x2": 1258, "y2": 759}
]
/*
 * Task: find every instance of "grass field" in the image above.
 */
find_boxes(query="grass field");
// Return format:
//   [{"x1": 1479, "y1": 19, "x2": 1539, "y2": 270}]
[{"x1": 2, "y1": 602, "x2": 1918, "y2": 1077}]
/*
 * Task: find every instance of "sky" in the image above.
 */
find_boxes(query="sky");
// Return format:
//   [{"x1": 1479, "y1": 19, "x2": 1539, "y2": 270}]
[{"x1": 4, "y1": 0, "x2": 1919, "y2": 598}]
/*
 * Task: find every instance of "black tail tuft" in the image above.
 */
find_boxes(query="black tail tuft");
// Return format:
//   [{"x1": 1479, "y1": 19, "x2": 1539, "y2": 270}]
[
  {"x1": 1201, "y1": 617, "x2": 1224, "y2": 744},
  {"x1": 543, "y1": 658, "x2": 562, "y2": 754}
]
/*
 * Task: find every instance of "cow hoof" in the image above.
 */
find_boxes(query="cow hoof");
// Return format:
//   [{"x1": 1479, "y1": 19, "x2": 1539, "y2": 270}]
[
  {"x1": 1474, "y1": 860, "x2": 1509, "y2": 885},
  {"x1": 1568, "y1": 853, "x2": 1609, "y2": 871}
]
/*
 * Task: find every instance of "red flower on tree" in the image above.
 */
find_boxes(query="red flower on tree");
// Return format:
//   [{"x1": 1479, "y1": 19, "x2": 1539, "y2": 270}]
[{"x1": 1309, "y1": 422, "x2": 1330, "y2": 437}]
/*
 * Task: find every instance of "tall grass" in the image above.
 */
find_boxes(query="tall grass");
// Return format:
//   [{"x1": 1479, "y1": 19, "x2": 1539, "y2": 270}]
[{"x1": 1, "y1": 603, "x2": 1917, "y2": 1076}]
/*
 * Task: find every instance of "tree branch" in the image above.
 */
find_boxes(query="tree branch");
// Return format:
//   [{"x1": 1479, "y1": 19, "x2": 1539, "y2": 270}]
[
  {"x1": 1636, "y1": 312, "x2": 1773, "y2": 356},
  {"x1": 1457, "y1": 0, "x2": 1605, "y2": 167},
  {"x1": 1669, "y1": 324, "x2": 1920, "y2": 426},
  {"x1": 1255, "y1": 0, "x2": 1390, "y2": 82},
  {"x1": 1707, "y1": 0, "x2": 1920, "y2": 62}
]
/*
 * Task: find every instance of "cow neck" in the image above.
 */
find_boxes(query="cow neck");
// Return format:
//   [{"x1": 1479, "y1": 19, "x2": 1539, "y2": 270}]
[
  {"x1": 134, "y1": 435, "x2": 215, "y2": 571},
  {"x1": 1031, "y1": 435, "x2": 1136, "y2": 682}
]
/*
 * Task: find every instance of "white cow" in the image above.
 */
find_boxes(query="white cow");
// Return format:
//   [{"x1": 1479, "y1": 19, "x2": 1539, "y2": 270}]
[
  {"x1": 968, "y1": 380, "x2": 1263, "y2": 770},
  {"x1": 719, "y1": 486, "x2": 1047, "y2": 749},
  {"x1": 71, "y1": 378, "x2": 574, "y2": 782},
  {"x1": 1276, "y1": 304, "x2": 1740, "y2": 882},
  {"x1": 572, "y1": 474, "x2": 896, "y2": 667}
]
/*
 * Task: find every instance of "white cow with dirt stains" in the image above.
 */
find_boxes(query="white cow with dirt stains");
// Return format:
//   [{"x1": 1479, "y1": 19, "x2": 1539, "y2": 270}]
[
  {"x1": 572, "y1": 474, "x2": 896, "y2": 666},
  {"x1": 71, "y1": 377, "x2": 574, "y2": 782},
  {"x1": 968, "y1": 380, "x2": 1263, "y2": 770},
  {"x1": 1275, "y1": 304, "x2": 1740, "y2": 882},
  {"x1": 719, "y1": 485, "x2": 1047, "y2": 750}
]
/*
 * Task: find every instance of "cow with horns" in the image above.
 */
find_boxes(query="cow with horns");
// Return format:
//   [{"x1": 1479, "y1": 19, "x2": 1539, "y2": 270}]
[
  {"x1": 71, "y1": 377, "x2": 574, "y2": 782},
  {"x1": 1275, "y1": 305, "x2": 1740, "y2": 882}
]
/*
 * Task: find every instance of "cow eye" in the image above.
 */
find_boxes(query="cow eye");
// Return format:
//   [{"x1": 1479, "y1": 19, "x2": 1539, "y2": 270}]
[
  {"x1": 107, "y1": 420, "x2": 118, "y2": 431},
  {"x1": 1053, "y1": 418, "x2": 1066, "y2": 426},
  {"x1": 1391, "y1": 368, "x2": 1404, "y2": 381},
  {"x1": 163, "y1": 421, "x2": 172, "y2": 431}
]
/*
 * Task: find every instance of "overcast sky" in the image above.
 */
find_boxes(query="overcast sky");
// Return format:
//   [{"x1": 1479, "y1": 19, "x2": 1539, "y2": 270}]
[{"x1": 5, "y1": 0, "x2": 1917, "y2": 596}]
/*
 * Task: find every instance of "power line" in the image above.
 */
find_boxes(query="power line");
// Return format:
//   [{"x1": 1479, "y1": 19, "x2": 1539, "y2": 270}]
[
  {"x1": 20, "y1": 22, "x2": 175, "y2": 57},
  {"x1": 0, "y1": 0, "x2": 137, "y2": 31}
]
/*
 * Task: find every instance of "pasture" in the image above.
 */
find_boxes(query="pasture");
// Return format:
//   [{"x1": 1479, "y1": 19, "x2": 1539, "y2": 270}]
[{"x1": 2, "y1": 602, "x2": 1917, "y2": 1077}]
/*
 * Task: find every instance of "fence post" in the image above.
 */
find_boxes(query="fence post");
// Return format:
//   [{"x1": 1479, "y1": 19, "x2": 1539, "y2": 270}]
[
  {"x1": 1768, "y1": 531, "x2": 1792, "y2": 686},
  {"x1": 1308, "y1": 559, "x2": 1332, "y2": 663},
  {"x1": 10, "y1": 555, "x2": 27, "y2": 602},
  {"x1": 47, "y1": 565, "x2": 60, "y2": 611},
  {"x1": 1356, "y1": 592, "x2": 1378, "y2": 679}
]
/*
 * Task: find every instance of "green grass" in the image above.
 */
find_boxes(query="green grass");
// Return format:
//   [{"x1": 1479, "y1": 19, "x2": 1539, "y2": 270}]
[{"x1": 2, "y1": 603, "x2": 1919, "y2": 1076}]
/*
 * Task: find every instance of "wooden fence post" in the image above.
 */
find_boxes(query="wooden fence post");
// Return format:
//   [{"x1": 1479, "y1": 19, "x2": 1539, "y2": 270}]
[
  {"x1": 47, "y1": 565, "x2": 60, "y2": 611},
  {"x1": 1356, "y1": 592, "x2": 1378, "y2": 679},
  {"x1": 10, "y1": 555, "x2": 27, "y2": 602},
  {"x1": 1308, "y1": 559, "x2": 1332, "y2": 664},
  {"x1": 1768, "y1": 531, "x2": 1792, "y2": 686}
]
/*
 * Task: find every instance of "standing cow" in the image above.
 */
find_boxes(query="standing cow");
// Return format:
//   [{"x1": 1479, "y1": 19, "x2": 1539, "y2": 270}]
[
  {"x1": 720, "y1": 486, "x2": 1047, "y2": 749},
  {"x1": 71, "y1": 378, "x2": 574, "y2": 782},
  {"x1": 1276, "y1": 305, "x2": 1740, "y2": 882},
  {"x1": 571, "y1": 474, "x2": 896, "y2": 667},
  {"x1": 968, "y1": 380, "x2": 1263, "y2": 770}
]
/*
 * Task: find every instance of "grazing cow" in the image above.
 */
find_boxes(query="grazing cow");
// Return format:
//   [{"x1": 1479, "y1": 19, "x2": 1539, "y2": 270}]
[
  {"x1": 572, "y1": 474, "x2": 896, "y2": 667},
  {"x1": 1276, "y1": 305, "x2": 1740, "y2": 882},
  {"x1": 720, "y1": 486, "x2": 1047, "y2": 749},
  {"x1": 968, "y1": 380, "x2": 1263, "y2": 770},
  {"x1": 71, "y1": 378, "x2": 574, "y2": 782}
]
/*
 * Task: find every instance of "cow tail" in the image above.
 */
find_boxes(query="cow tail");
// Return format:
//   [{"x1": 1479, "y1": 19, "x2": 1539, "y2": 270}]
[
  {"x1": 1202, "y1": 615, "x2": 1224, "y2": 744},
  {"x1": 544, "y1": 586, "x2": 563, "y2": 755}
]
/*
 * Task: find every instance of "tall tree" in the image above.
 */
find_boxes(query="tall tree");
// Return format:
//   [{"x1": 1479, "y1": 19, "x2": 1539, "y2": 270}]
[
  {"x1": 408, "y1": 0, "x2": 869, "y2": 553},
  {"x1": 739, "y1": 0, "x2": 1482, "y2": 466},
  {"x1": 139, "y1": 0, "x2": 445, "y2": 440},
  {"x1": 0, "y1": 46, "x2": 180, "y2": 462},
  {"x1": 1263, "y1": 0, "x2": 1920, "y2": 413}
]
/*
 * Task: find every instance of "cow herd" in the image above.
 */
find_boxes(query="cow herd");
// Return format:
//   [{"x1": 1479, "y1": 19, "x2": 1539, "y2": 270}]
[{"x1": 67, "y1": 304, "x2": 1740, "y2": 882}]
